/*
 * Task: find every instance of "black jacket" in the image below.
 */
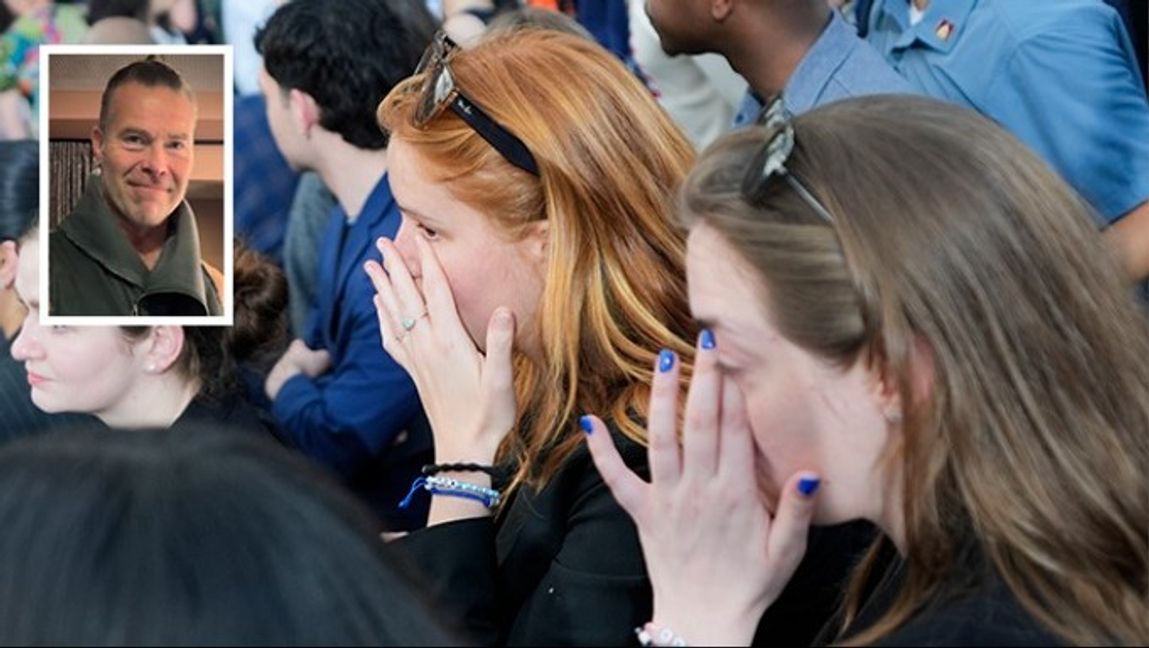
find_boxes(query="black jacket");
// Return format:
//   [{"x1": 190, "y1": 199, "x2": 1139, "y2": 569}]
[
  {"x1": 842, "y1": 541, "x2": 1062, "y2": 646},
  {"x1": 395, "y1": 429, "x2": 651, "y2": 646},
  {"x1": 877, "y1": 585, "x2": 1061, "y2": 646},
  {"x1": 171, "y1": 391, "x2": 281, "y2": 439},
  {"x1": 396, "y1": 429, "x2": 871, "y2": 646},
  {"x1": 49, "y1": 175, "x2": 221, "y2": 317}
]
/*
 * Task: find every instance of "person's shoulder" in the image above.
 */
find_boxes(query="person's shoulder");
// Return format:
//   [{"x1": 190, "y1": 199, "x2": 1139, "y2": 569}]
[
  {"x1": 878, "y1": 580, "x2": 1062, "y2": 647},
  {"x1": 986, "y1": 0, "x2": 1122, "y2": 44},
  {"x1": 177, "y1": 391, "x2": 281, "y2": 439},
  {"x1": 563, "y1": 423, "x2": 648, "y2": 497}
]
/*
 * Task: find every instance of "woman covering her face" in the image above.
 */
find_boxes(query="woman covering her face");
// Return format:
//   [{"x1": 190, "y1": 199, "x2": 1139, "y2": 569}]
[
  {"x1": 366, "y1": 28, "x2": 698, "y2": 645},
  {"x1": 587, "y1": 95, "x2": 1149, "y2": 646}
]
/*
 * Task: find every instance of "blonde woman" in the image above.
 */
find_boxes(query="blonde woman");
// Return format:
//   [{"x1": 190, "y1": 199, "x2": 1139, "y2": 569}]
[{"x1": 587, "y1": 95, "x2": 1149, "y2": 646}]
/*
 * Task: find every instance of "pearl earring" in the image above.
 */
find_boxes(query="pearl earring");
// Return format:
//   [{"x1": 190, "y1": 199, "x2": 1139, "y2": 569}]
[{"x1": 145, "y1": 363, "x2": 156, "y2": 373}]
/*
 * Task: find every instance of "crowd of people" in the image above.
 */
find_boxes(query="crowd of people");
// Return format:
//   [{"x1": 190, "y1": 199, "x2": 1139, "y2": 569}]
[{"x1": 0, "y1": 0, "x2": 1146, "y2": 645}]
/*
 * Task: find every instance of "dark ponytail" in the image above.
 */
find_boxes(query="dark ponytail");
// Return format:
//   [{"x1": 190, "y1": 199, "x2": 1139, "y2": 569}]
[{"x1": 123, "y1": 243, "x2": 289, "y2": 397}]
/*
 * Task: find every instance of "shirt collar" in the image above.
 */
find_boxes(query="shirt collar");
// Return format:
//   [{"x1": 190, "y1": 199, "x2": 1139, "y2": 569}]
[
  {"x1": 340, "y1": 171, "x2": 394, "y2": 228},
  {"x1": 877, "y1": 0, "x2": 975, "y2": 53},
  {"x1": 58, "y1": 174, "x2": 206, "y2": 300},
  {"x1": 784, "y1": 11, "x2": 859, "y2": 115}
]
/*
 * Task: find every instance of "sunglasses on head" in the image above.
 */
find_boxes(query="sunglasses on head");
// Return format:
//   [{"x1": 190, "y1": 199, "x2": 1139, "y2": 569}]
[
  {"x1": 412, "y1": 31, "x2": 540, "y2": 177},
  {"x1": 740, "y1": 95, "x2": 835, "y2": 223}
]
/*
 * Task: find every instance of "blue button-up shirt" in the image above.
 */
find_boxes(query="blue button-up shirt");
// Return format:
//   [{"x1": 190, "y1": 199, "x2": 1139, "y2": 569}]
[
  {"x1": 865, "y1": 0, "x2": 1149, "y2": 224},
  {"x1": 734, "y1": 10, "x2": 914, "y2": 124},
  {"x1": 273, "y1": 173, "x2": 430, "y2": 530}
]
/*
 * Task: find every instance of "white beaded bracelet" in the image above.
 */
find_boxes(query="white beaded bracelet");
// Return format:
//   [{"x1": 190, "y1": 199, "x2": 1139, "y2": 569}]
[
  {"x1": 636, "y1": 622, "x2": 688, "y2": 647},
  {"x1": 425, "y1": 476, "x2": 501, "y2": 506}
]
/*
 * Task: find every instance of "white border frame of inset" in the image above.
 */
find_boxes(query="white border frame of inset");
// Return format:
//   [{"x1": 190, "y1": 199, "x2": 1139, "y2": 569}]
[{"x1": 39, "y1": 44, "x2": 234, "y2": 327}]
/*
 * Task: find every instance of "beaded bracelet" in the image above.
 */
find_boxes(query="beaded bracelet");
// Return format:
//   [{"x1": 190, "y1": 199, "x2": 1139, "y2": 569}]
[
  {"x1": 398, "y1": 475, "x2": 502, "y2": 510},
  {"x1": 636, "y1": 623, "x2": 688, "y2": 647}
]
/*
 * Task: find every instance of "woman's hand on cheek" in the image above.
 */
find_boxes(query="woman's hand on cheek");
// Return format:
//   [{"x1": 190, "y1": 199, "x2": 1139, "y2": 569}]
[
  {"x1": 364, "y1": 235, "x2": 517, "y2": 465},
  {"x1": 582, "y1": 332, "x2": 820, "y2": 646}
]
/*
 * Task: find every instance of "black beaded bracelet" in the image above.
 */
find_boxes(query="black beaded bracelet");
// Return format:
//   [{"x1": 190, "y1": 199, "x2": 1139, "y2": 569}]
[{"x1": 421, "y1": 462, "x2": 497, "y2": 477}]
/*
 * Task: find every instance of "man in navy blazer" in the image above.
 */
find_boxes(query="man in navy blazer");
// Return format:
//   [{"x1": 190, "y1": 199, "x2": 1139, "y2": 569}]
[{"x1": 256, "y1": 0, "x2": 438, "y2": 530}]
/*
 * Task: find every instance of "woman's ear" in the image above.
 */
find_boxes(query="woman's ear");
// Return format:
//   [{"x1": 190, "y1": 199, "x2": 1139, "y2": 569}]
[
  {"x1": 523, "y1": 220, "x2": 550, "y2": 268},
  {"x1": 872, "y1": 363, "x2": 903, "y2": 427},
  {"x1": 873, "y1": 335, "x2": 936, "y2": 426},
  {"x1": 140, "y1": 325, "x2": 186, "y2": 374}
]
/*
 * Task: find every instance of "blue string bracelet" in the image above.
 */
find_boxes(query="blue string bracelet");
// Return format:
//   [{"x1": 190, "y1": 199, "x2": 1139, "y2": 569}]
[{"x1": 398, "y1": 475, "x2": 501, "y2": 510}]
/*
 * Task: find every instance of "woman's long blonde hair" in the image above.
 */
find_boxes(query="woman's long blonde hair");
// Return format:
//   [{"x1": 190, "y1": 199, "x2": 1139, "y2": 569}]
[
  {"x1": 378, "y1": 30, "x2": 696, "y2": 492},
  {"x1": 680, "y1": 95, "x2": 1149, "y2": 645}
]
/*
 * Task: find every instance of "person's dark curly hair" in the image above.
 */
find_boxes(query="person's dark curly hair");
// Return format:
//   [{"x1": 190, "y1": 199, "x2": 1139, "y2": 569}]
[
  {"x1": 255, "y1": 0, "x2": 437, "y2": 150},
  {"x1": 122, "y1": 243, "x2": 289, "y2": 398}
]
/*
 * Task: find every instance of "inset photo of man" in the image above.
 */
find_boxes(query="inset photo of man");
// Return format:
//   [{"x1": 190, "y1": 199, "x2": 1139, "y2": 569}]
[{"x1": 40, "y1": 47, "x2": 231, "y2": 324}]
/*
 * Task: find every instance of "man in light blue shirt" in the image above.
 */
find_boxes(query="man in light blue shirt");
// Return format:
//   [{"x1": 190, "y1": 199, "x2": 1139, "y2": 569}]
[
  {"x1": 863, "y1": 0, "x2": 1149, "y2": 280},
  {"x1": 645, "y1": 0, "x2": 912, "y2": 122}
]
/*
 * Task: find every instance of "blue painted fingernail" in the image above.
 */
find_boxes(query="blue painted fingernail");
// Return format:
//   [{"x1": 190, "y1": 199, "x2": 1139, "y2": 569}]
[
  {"x1": 797, "y1": 477, "x2": 821, "y2": 496},
  {"x1": 579, "y1": 415, "x2": 594, "y2": 435},
  {"x1": 700, "y1": 329, "x2": 716, "y2": 350},
  {"x1": 657, "y1": 349, "x2": 675, "y2": 373}
]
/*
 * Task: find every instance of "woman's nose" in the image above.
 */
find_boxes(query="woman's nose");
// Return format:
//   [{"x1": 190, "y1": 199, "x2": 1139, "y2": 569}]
[{"x1": 9, "y1": 314, "x2": 42, "y2": 362}]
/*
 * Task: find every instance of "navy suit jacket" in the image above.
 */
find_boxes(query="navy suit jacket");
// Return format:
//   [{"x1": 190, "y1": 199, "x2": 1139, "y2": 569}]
[{"x1": 272, "y1": 174, "x2": 431, "y2": 530}]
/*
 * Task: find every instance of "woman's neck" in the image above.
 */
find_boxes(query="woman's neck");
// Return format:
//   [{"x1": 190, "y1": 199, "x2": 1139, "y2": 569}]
[
  {"x1": 98, "y1": 375, "x2": 202, "y2": 429},
  {"x1": 874, "y1": 475, "x2": 907, "y2": 556}
]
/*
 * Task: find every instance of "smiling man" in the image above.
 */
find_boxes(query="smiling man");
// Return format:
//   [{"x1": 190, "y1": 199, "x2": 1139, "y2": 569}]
[{"x1": 49, "y1": 57, "x2": 222, "y2": 317}]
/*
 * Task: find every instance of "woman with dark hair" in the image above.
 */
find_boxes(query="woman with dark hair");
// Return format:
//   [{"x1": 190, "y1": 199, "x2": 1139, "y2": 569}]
[
  {"x1": 11, "y1": 230, "x2": 287, "y2": 435},
  {"x1": 0, "y1": 140, "x2": 96, "y2": 441},
  {"x1": 586, "y1": 95, "x2": 1149, "y2": 645},
  {"x1": 0, "y1": 425, "x2": 454, "y2": 644}
]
